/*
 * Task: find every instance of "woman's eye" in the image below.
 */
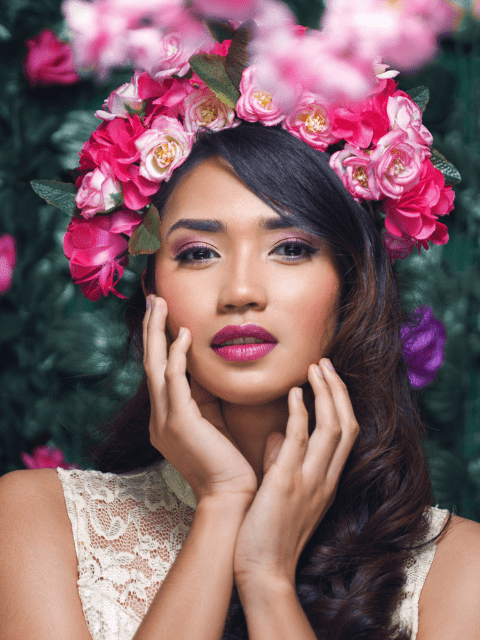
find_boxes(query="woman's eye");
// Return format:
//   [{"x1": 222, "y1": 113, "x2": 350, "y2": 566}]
[{"x1": 173, "y1": 241, "x2": 318, "y2": 264}]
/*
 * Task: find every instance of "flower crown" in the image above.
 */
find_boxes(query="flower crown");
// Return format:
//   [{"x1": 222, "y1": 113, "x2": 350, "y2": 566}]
[{"x1": 31, "y1": 18, "x2": 461, "y2": 302}]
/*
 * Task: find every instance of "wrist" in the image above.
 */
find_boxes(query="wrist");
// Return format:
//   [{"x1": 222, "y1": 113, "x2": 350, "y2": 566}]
[{"x1": 235, "y1": 571, "x2": 296, "y2": 609}]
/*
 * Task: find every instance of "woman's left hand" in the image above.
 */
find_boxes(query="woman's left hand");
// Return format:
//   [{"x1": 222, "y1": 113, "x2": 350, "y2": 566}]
[{"x1": 233, "y1": 358, "x2": 359, "y2": 589}]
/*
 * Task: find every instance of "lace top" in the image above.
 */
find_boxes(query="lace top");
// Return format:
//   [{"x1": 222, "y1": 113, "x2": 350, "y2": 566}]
[{"x1": 57, "y1": 460, "x2": 449, "y2": 640}]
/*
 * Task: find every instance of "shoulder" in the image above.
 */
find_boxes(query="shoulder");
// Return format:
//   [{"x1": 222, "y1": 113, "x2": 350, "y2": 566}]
[
  {"x1": 0, "y1": 468, "x2": 92, "y2": 638},
  {"x1": 417, "y1": 512, "x2": 480, "y2": 639}
]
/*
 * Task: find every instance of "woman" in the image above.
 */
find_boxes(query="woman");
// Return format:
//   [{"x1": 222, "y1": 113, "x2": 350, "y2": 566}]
[{"x1": 2, "y1": 121, "x2": 480, "y2": 640}]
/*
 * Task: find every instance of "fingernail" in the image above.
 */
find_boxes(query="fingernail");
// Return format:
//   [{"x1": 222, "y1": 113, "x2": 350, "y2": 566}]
[
  {"x1": 146, "y1": 297, "x2": 151, "y2": 309},
  {"x1": 178, "y1": 327, "x2": 185, "y2": 337},
  {"x1": 325, "y1": 359, "x2": 335, "y2": 371},
  {"x1": 314, "y1": 364, "x2": 323, "y2": 378},
  {"x1": 295, "y1": 387, "x2": 303, "y2": 400}
]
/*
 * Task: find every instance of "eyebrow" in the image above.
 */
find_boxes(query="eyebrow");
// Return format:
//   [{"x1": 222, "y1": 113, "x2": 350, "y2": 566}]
[{"x1": 165, "y1": 217, "x2": 296, "y2": 239}]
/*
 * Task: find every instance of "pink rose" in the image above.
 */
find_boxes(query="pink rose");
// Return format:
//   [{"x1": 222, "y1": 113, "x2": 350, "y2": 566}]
[
  {"x1": 76, "y1": 162, "x2": 123, "y2": 219},
  {"x1": 330, "y1": 145, "x2": 381, "y2": 201},
  {"x1": 387, "y1": 92, "x2": 433, "y2": 147},
  {"x1": 79, "y1": 116, "x2": 159, "y2": 211},
  {"x1": 282, "y1": 92, "x2": 340, "y2": 151},
  {"x1": 135, "y1": 115, "x2": 194, "y2": 183},
  {"x1": 23, "y1": 28, "x2": 80, "y2": 87},
  {"x1": 183, "y1": 86, "x2": 236, "y2": 133},
  {"x1": 236, "y1": 66, "x2": 285, "y2": 126},
  {"x1": 384, "y1": 159, "x2": 454, "y2": 245},
  {"x1": 370, "y1": 129, "x2": 426, "y2": 200},
  {"x1": 63, "y1": 209, "x2": 142, "y2": 300},
  {"x1": 382, "y1": 229, "x2": 417, "y2": 263},
  {"x1": 21, "y1": 445, "x2": 80, "y2": 470},
  {"x1": 96, "y1": 71, "x2": 146, "y2": 121},
  {"x1": 0, "y1": 234, "x2": 16, "y2": 294}
]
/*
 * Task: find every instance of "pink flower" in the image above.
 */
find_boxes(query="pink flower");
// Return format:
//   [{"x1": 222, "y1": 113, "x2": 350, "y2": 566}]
[
  {"x1": 21, "y1": 445, "x2": 80, "y2": 470},
  {"x1": 192, "y1": 0, "x2": 258, "y2": 21},
  {"x1": 96, "y1": 71, "x2": 147, "y2": 121},
  {"x1": 130, "y1": 31, "x2": 198, "y2": 80},
  {"x1": 330, "y1": 145, "x2": 381, "y2": 201},
  {"x1": 321, "y1": 0, "x2": 445, "y2": 72},
  {"x1": 135, "y1": 115, "x2": 194, "y2": 182},
  {"x1": 79, "y1": 116, "x2": 159, "y2": 210},
  {"x1": 236, "y1": 66, "x2": 285, "y2": 126},
  {"x1": 0, "y1": 234, "x2": 16, "y2": 294},
  {"x1": 183, "y1": 86, "x2": 236, "y2": 133},
  {"x1": 76, "y1": 162, "x2": 123, "y2": 219},
  {"x1": 387, "y1": 91, "x2": 433, "y2": 147},
  {"x1": 63, "y1": 0, "x2": 209, "y2": 79},
  {"x1": 370, "y1": 129, "x2": 426, "y2": 200},
  {"x1": 63, "y1": 209, "x2": 142, "y2": 300},
  {"x1": 384, "y1": 159, "x2": 454, "y2": 245},
  {"x1": 23, "y1": 28, "x2": 80, "y2": 87},
  {"x1": 382, "y1": 229, "x2": 417, "y2": 263},
  {"x1": 282, "y1": 92, "x2": 340, "y2": 150}
]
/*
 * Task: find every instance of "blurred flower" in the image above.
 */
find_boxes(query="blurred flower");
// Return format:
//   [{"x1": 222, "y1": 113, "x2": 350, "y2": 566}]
[
  {"x1": 23, "y1": 28, "x2": 80, "y2": 87},
  {"x1": 191, "y1": 0, "x2": 258, "y2": 21},
  {"x1": 401, "y1": 305, "x2": 447, "y2": 388},
  {"x1": 0, "y1": 234, "x2": 16, "y2": 294},
  {"x1": 382, "y1": 229, "x2": 416, "y2": 263},
  {"x1": 21, "y1": 445, "x2": 81, "y2": 470},
  {"x1": 63, "y1": 209, "x2": 142, "y2": 300}
]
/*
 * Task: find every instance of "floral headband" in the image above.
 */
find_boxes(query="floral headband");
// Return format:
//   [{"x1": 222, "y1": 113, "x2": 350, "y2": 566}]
[{"x1": 31, "y1": 18, "x2": 461, "y2": 302}]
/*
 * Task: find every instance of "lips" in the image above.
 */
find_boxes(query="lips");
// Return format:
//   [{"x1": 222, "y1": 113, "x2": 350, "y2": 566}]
[{"x1": 211, "y1": 324, "x2": 277, "y2": 346}]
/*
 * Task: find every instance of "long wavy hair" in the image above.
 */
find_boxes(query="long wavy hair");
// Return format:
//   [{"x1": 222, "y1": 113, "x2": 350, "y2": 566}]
[{"x1": 89, "y1": 122, "x2": 449, "y2": 640}]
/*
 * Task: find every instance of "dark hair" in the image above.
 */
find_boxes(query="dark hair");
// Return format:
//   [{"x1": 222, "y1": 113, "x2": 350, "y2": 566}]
[{"x1": 89, "y1": 122, "x2": 449, "y2": 639}]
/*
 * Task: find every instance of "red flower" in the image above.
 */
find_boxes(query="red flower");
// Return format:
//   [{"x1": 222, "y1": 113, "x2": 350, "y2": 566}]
[
  {"x1": 21, "y1": 445, "x2": 80, "y2": 470},
  {"x1": 384, "y1": 159, "x2": 454, "y2": 248},
  {"x1": 78, "y1": 116, "x2": 159, "y2": 210},
  {"x1": 23, "y1": 28, "x2": 80, "y2": 87},
  {"x1": 63, "y1": 209, "x2": 142, "y2": 301}
]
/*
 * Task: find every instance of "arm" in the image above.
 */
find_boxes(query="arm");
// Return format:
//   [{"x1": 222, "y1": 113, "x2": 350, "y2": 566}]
[
  {"x1": 237, "y1": 574, "x2": 317, "y2": 640},
  {"x1": 132, "y1": 494, "x2": 250, "y2": 640}
]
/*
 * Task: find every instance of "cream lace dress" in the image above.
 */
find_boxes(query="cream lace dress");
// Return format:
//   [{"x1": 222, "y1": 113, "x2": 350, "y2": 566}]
[{"x1": 57, "y1": 460, "x2": 449, "y2": 640}]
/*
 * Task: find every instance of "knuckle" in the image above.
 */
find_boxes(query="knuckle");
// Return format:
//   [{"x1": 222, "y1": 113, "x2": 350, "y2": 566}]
[
  {"x1": 292, "y1": 429, "x2": 309, "y2": 448},
  {"x1": 328, "y1": 422, "x2": 342, "y2": 445}
]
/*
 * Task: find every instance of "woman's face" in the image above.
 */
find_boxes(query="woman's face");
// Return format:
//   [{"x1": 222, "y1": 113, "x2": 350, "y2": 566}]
[{"x1": 152, "y1": 157, "x2": 341, "y2": 405}]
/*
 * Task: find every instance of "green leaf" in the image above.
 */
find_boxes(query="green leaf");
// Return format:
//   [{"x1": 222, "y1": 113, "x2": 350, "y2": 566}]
[
  {"x1": 30, "y1": 180, "x2": 77, "y2": 216},
  {"x1": 431, "y1": 148, "x2": 462, "y2": 186},
  {"x1": 205, "y1": 18, "x2": 236, "y2": 44},
  {"x1": 128, "y1": 206, "x2": 161, "y2": 255},
  {"x1": 405, "y1": 86, "x2": 430, "y2": 112},
  {"x1": 225, "y1": 21, "x2": 254, "y2": 91},
  {"x1": 189, "y1": 54, "x2": 240, "y2": 108}
]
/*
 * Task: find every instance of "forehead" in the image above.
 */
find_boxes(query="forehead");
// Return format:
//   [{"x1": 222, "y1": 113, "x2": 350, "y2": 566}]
[{"x1": 162, "y1": 157, "x2": 277, "y2": 225}]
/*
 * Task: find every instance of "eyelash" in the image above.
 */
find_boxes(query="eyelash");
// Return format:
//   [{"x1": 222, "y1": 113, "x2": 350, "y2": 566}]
[{"x1": 173, "y1": 240, "x2": 319, "y2": 264}]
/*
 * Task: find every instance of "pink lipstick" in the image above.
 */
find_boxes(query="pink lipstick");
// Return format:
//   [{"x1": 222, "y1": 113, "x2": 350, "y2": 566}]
[{"x1": 211, "y1": 324, "x2": 278, "y2": 362}]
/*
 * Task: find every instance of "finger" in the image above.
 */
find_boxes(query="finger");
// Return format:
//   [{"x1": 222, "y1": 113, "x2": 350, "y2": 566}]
[
  {"x1": 145, "y1": 296, "x2": 169, "y2": 378},
  {"x1": 303, "y1": 361, "x2": 343, "y2": 476},
  {"x1": 164, "y1": 326, "x2": 200, "y2": 422},
  {"x1": 305, "y1": 359, "x2": 358, "y2": 481},
  {"x1": 190, "y1": 377, "x2": 226, "y2": 431},
  {"x1": 142, "y1": 295, "x2": 153, "y2": 360},
  {"x1": 271, "y1": 387, "x2": 309, "y2": 473},
  {"x1": 318, "y1": 360, "x2": 359, "y2": 481}
]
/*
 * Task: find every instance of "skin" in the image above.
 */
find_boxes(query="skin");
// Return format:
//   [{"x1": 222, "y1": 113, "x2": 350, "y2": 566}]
[{"x1": 142, "y1": 156, "x2": 342, "y2": 488}]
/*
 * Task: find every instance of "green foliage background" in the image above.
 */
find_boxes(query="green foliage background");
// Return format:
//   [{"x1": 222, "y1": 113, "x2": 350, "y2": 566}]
[{"x1": 1, "y1": 0, "x2": 480, "y2": 521}]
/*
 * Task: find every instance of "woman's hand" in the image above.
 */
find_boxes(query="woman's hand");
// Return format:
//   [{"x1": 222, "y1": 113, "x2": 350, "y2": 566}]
[
  {"x1": 143, "y1": 295, "x2": 257, "y2": 506},
  {"x1": 232, "y1": 358, "x2": 359, "y2": 589}
]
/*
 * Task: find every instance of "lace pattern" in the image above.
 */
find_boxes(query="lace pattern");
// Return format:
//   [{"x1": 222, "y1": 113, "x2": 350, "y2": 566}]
[{"x1": 57, "y1": 461, "x2": 448, "y2": 640}]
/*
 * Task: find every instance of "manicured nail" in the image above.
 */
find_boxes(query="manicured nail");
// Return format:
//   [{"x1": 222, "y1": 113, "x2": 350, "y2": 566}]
[
  {"x1": 314, "y1": 364, "x2": 323, "y2": 378},
  {"x1": 325, "y1": 359, "x2": 335, "y2": 371},
  {"x1": 295, "y1": 387, "x2": 303, "y2": 400},
  {"x1": 146, "y1": 297, "x2": 151, "y2": 309},
  {"x1": 178, "y1": 327, "x2": 185, "y2": 337}
]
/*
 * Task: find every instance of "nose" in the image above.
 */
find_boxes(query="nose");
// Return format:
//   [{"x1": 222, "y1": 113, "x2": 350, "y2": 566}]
[{"x1": 217, "y1": 247, "x2": 268, "y2": 312}]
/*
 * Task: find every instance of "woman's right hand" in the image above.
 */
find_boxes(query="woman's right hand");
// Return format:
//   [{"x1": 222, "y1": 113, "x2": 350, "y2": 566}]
[{"x1": 143, "y1": 295, "x2": 258, "y2": 507}]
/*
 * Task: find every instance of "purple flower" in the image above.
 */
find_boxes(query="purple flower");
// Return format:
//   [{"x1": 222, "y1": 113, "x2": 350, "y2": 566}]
[
  {"x1": 21, "y1": 445, "x2": 81, "y2": 470},
  {"x1": 401, "y1": 305, "x2": 446, "y2": 388}
]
